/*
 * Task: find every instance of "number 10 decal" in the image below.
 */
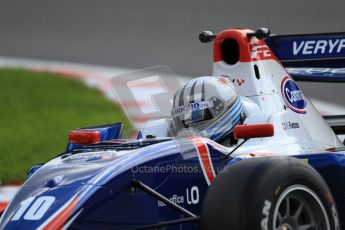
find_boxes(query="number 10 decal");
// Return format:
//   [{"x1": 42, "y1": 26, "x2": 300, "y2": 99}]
[{"x1": 11, "y1": 196, "x2": 55, "y2": 221}]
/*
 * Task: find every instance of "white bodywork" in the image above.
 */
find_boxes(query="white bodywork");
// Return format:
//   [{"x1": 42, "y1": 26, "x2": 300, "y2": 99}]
[
  {"x1": 142, "y1": 29, "x2": 343, "y2": 156},
  {"x1": 212, "y1": 34, "x2": 343, "y2": 155}
]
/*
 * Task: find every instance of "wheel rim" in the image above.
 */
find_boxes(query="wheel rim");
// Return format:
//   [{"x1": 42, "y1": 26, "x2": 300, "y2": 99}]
[{"x1": 273, "y1": 185, "x2": 330, "y2": 230}]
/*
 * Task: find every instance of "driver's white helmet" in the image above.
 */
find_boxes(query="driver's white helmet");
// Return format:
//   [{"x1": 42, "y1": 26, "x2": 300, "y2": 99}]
[{"x1": 170, "y1": 76, "x2": 243, "y2": 141}]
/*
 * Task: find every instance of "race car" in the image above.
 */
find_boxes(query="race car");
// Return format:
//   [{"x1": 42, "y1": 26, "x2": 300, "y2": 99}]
[{"x1": 1, "y1": 27, "x2": 345, "y2": 230}]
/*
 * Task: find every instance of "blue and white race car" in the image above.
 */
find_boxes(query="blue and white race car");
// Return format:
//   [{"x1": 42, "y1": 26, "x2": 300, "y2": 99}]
[{"x1": 1, "y1": 28, "x2": 345, "y2": 230}]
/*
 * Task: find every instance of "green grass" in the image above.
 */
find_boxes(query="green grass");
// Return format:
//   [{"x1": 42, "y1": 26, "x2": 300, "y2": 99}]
[{"x1": 0, "y1": 69, "x2": 131, "y2": 183}]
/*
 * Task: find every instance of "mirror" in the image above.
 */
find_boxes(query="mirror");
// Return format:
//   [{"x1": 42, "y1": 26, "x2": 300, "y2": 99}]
[{"x1": 233, "y1": 124, "x2": 274, "y2": 139}]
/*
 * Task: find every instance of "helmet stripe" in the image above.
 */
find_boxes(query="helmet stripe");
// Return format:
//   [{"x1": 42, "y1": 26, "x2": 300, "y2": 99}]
[
  {"x1": 207, "y1": 98, "x2": 242, "y2": 130},
  {"x1": 201, "y1": 81, "x2": 206, "y2": 101},
  {"x1": 178, "y1": 84, "x2": 188, "y2": 106},
  {"x1": 207, "y1": 99, "x2": 243, "y2": 141},
  {"x1": 190, "y1": 80, "x2": 198, "y2": 103},
  {"x1": 210, "y1": 111, "x2": 241, "y2": 141},
  {"x1": 210, "y1": 115, "x2": 241, "y2": 141}
]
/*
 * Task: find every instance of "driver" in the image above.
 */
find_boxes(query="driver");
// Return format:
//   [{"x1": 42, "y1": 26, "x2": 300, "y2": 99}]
[{"x1": 170, "y1": 76, "x2": 244, "y2": 145}]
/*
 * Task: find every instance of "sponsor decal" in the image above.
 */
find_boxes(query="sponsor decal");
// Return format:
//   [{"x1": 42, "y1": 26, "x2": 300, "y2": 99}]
[
  {"x1": 250, "y1": 44, "x2": 273, "y2": 60},
  {"x1": 158, "y1": 194, "x2": 184, "y2": 207},
  {"x1": 293, "y1": 39, "x2": 345, "y2": 56},
  {"x1": 281, "y1": 77, "x2": 307, "y2": 114},
  {"x1": 158, "y1": 186, "x2": 199, "y2": 207},
  {"x1": 64, "y1": 152, "x2": 113, "y2": 163},
  {"x1": 286, "y1": 68, "x2": 345, "y2": 81},
  {"x1": 51, "y1": 164, "x2": 101, "y2": 169},
  {"x1": 235, "y1": 79, "x2": 245, "y2": 86},
  {"x1": 186, "y1": 186, "x2": 200, "y2": 205},
  {"x1": 287, "y1": 67, "x2": 345, "y2": 75},
  {"x1": 268, "y1": 36, "x2": 345, "y2": 60},
  {"x1": 282, "y1": 121, "x2": 300, "y2": 131},
  {"x1": 171, "y1": 101, "x2": 214, "y2": 117},
  {"x1": 331, "y1": 205, "x2": 340, "y2": 229},
  {"x1": 261, "y1": 200, "x2": 271, "y2": 230}
]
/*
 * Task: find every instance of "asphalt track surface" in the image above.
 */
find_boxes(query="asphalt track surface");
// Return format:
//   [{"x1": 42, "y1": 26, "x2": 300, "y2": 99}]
[{"x1": 1, "y1": 0, "x2": 345, "y2": 110}]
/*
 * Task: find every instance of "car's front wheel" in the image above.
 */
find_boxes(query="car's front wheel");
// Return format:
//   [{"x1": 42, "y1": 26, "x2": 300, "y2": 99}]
[{"x1": 200, "y1": 156, "x2": 340, "y2": 230}]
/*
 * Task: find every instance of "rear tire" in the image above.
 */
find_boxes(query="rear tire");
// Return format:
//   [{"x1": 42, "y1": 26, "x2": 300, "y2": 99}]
[{"x1": 200, "y1": 156, "x2": 340, "y2": 230}]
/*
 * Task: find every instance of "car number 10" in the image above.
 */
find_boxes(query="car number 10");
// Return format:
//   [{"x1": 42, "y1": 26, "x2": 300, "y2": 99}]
[{"x1": 11, "y1": 196, "x2": 55, "y2": 221}]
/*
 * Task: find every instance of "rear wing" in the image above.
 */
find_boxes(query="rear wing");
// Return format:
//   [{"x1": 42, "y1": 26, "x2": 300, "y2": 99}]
[{"x1": 265, "y1": 33, "x2": 345, "y2": 82}]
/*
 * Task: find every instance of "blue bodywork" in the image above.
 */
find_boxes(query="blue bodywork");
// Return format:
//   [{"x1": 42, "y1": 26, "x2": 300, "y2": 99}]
[{"x1": 1, "y1": 121, "x2": 345, "y2": 229}]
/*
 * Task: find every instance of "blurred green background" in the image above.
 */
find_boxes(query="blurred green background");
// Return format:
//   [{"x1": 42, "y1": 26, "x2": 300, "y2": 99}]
[{"x1": 0, "y1": 69, "x2": 130, "y2": 183}]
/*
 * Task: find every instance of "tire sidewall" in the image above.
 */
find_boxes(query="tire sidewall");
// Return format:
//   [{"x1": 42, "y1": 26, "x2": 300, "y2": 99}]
[
  {"x1": 243, "y1": 159, "x2": 340, "y2": 230},
  {"x1": 200, "y1": 157, "x2": 340, "y2": 230}
]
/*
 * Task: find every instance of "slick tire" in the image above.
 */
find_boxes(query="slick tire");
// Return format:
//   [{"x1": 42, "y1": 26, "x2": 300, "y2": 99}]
[{"x1": 200, "y1": 156, "x2": 340, "y2": 230}]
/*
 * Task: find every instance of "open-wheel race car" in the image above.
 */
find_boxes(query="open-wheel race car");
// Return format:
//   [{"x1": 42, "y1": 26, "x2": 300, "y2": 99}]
[{"x1": 2, "y1": 28, "x2": 345, "y2": 230}]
